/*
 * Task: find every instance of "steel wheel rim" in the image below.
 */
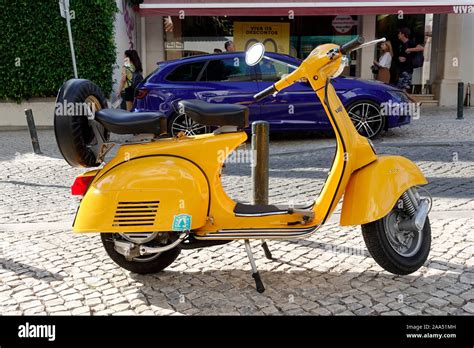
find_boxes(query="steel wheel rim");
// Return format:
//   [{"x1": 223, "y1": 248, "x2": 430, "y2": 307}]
[
  {"x1": 85, "y1": 95, "x2": 101, "y2": 116},
  {"x1": 348, "y1": 103, "x2": 383, "y2": 138},
  {"x1": 171, "y1": 113, "x2": 209, "y2": 136},
  {"x1": 383, "y1": 210, "x2": 423, "y2": 258}
]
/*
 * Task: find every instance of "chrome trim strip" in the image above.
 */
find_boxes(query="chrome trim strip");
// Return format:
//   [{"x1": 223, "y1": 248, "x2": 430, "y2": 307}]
[
  {"x1": 195, "y1": 225, "x2": 320, "y2": 240},
  {"x1": 235, "y1": 211, "x2": 288, "y2": 217}
]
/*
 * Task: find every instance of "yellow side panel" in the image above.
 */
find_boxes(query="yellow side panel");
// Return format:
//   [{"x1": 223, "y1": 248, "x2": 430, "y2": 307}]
[
  {"x1": 340, "y1": 156, "x2": 428, "y2": 226},
  {"x1": 73, "y1": 156, "x2": 209, "y2": 233}
]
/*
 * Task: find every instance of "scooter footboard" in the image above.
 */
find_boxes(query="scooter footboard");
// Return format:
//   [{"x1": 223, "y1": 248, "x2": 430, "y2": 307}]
[
  {"x1": 73, "y1": 156, "x2": 209, "y2": 233},
  {"x1": 340, "y1": 155, "x2": 427, "y2": 226}
]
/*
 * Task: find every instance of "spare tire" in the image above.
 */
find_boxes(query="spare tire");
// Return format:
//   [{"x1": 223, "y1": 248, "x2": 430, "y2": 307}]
[{"x1": 54, "y1": 79, "x2": 109, "y2": 167}]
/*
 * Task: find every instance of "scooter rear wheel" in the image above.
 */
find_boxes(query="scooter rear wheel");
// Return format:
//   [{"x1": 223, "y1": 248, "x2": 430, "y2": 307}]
[
  {"x1": 101, "y1": 233, "x2": 181, "y2": 274},
  {"x1": 361, "y1": 206, "x2": 431, "y2": 275}
]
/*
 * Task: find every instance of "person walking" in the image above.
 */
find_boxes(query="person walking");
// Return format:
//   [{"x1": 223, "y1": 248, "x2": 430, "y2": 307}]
[
  {"x1": 118, "y1": 50, "x2": 143, "y2": 111},
  {"x1": 373, "y1": 41, "x2": 393, "y2": 84},
  {"x1": 396, "y1": 28, "x2": 417, "y2": 93}
]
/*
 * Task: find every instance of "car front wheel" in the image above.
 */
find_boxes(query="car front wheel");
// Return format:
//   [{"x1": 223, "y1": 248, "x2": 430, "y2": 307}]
[{"x1": 346, "y1": 100, "x2": 385, "y2": 138}]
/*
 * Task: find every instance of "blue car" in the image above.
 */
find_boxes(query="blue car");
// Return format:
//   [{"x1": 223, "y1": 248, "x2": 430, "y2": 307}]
[{"x1": 134, "y1": 52, "x2": 412, "y2": 138}]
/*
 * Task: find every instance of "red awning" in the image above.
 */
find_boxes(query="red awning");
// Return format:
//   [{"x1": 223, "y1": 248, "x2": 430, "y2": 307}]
[{"x1": 139, "y1": 0, "x2": 474, "y2": 16}]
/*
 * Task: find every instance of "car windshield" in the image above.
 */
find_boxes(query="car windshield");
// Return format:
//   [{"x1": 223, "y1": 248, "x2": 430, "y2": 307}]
[{"x1": 258, "y1": 57, "x2": 296, "y2": 82}]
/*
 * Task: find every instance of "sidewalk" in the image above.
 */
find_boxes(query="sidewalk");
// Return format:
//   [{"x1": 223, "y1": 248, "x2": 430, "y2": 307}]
[{"x1": 0, "y1": 106, "x2": 473, "y2": 315}]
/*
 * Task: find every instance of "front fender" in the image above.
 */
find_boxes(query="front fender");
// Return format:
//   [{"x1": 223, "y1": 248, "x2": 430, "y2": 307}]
[{"x1": 340, "y1": 155, "x2": 427, "y2": 226}]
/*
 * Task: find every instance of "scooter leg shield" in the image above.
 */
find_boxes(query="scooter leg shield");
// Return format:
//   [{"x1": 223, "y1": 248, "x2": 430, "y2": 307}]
[
  {"x1": 73, "y1": 156, "x2": 209, "y2": 233},
  {"x1": 340, "y1": 155, "x2": 428, "y2": 226}
]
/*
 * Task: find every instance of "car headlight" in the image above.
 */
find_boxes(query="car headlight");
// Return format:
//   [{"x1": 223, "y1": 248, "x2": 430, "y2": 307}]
[
  {"x1": 331, "y1": 56, "x2": 348, "y2": 78},
  {"x1": 387, "y1": 90, "x2": 410, "y2": 103}
]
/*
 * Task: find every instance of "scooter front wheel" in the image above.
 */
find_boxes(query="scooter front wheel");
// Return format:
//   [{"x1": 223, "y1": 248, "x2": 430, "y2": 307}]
[
  {"x1": 101, "y1": 233, "x2": 181, "y2": 274},
  {"x1": 361, "y1": 198, "x2": 431, "y2": 275}
]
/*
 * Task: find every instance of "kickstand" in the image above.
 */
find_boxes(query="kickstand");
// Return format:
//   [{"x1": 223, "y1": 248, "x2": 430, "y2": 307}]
[
  {"x1": 244, "y1": 240, "x2": 265, "y2": 293},
  {"x1": 261, "y1": 240, "x2": 273, "y2": 260}
]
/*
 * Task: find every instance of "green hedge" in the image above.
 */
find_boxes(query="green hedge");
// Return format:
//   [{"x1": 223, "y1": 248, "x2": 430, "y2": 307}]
[{"x1": 0, "y1": 0, "x2": 118, "y2": 102}]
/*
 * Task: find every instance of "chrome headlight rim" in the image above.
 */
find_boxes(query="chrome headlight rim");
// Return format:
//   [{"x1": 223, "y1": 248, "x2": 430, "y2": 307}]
[{"x1": 331, "y1": 56, "x2": 348, "y2": 79}]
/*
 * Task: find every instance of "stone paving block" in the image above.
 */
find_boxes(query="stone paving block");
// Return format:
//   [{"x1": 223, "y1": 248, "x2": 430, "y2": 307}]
[
  {"x1": 71, "y1": 306, "x2": 91, "y2": 315},
  {"x1": 47, "y1": 305, "x2": 69, "y2": 312},
  {"x1": 462, "y1": 302, "x2": 474, "y2": 314},
  {"x1": 50, "y1": 311, "x2": 72, "y2": 316},
  {"x1": 372, "y1": 303, "x2": 390, "y2": 313},
  {"x1": 460, "y1": 273, "x2": 474, "y2": 285},
  {"x1": 354, "y1": 307, "x2": 375, "y2": 315},
  {"x1": 426, "y1": 297, "x2": 450, "y2": 308},
  {"x1": 64, "y1": 300, "x2": 84, "y2": 310}
]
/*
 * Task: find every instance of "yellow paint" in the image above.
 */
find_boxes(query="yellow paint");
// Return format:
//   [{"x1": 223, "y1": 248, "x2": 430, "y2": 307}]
[
  {"x1": 72, "y1": 41, "x2": 428, "y2": 237},
  {"x1": 74, "y1": 155, "x2": 209, "y2": 233},
  {"x1": 79, "y1": 170, "x2": 99, "y2": 177},
  {"x1": 233, "y1": 22, "x2": 290, "y2": 53},
  {"x1": 340, "y1": 156, "x2": 428, "y2": 226}
]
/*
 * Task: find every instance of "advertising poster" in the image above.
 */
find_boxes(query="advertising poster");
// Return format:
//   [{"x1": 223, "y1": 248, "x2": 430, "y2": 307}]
[{"x1": 233, "y1": 21, "x2": 290, "y2": 54}]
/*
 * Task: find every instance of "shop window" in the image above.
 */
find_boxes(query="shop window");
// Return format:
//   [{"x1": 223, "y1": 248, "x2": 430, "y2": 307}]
[
  {"x1": 166, "y1": 61, "x2": 206, "y2": 82},
  {"x1": 201, "y1": 58, "x2": 254, "y2": 82}
]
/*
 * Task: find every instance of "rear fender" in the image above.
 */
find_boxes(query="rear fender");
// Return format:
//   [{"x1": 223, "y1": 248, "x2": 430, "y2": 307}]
[
  {"x1": 341, "y1": 156, "x2": 428, "y2": 226},
  {"x1": 73, "y1": 156, "x2": 209, "y2": 233}
]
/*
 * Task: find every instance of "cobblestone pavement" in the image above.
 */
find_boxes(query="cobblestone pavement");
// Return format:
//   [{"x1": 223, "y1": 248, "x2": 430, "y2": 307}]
[{"x1": 0, "y1": 107, "x2": 473, "y2": 315}]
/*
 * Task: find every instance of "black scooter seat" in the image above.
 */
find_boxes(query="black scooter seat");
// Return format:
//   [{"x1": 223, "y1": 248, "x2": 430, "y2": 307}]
[
  {"x1": 178, "y1": 100, "x2": 249, "y2": 129},
  {"x1": 95, "y1": 109, "x2": 166, "y2": 135}
]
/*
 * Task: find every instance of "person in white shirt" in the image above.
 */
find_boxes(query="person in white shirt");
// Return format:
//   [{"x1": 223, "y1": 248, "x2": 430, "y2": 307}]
[{"x1": 373, "y1": 41, "x2": 393, "y2": 84}]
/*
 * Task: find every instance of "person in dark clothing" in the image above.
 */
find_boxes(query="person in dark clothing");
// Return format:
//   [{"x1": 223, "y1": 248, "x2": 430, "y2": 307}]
[{"x1": 396, "y1": 27, "x2": 417, "y2": 93}]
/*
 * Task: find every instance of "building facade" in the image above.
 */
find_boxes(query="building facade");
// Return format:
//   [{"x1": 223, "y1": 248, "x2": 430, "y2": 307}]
[{"x1": 118, "y1": 0, "x2": 474, "y2": 106}]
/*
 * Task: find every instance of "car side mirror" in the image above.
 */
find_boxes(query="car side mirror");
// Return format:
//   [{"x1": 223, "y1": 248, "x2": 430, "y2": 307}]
[{"x1": 245, "y1": 43, "x2": 265, "y2": 66}]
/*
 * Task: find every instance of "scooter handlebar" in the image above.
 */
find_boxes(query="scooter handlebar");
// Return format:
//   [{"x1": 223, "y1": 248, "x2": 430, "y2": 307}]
[
  {"x1": 253, "y1": 37, "x2": 364, "y2": 100},
  {"x1": 340, "y1": 36, "x2": 365, "y2": 55},
  {"x1": 253, "y1": 85, "x2": 277, "y2": 102}
]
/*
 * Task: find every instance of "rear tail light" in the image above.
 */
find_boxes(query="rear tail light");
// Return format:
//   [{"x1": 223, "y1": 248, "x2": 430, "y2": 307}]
[
  {"x1": 71, "y1": 175, "x2": 94, "y2": 196},
  {"x1": 135, "y1": 88, "x2": 149, "y2": 99}
]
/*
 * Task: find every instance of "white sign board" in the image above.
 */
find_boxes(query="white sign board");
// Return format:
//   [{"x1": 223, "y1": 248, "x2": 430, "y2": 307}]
[{"x1": 59, "y1": 0, "x2": 69, "y2": 19}]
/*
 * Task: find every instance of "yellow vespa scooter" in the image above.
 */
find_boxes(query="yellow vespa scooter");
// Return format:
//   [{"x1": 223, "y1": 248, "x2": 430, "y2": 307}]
[{"x1": 55, "y1": 36, "x2": 431, "y2": 292}]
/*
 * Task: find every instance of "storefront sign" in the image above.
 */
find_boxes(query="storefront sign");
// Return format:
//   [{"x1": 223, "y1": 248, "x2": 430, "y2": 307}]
[
  {"x1": 233, "y1": 22, "x2": 290, "y2": 54},
  {"x1": 332, "y1": 15, "x2": 357, "y2": 34},
  {"x1": 164, "y1": 41, "x2": 184, "y2": 50}
]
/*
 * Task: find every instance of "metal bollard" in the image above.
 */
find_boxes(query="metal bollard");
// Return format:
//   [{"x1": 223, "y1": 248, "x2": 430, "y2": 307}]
[
  {"x1": 457, "y1": 82, "x2": 464, "y2": 120},
  {"x1": 251, "y1": 121, "x2": 273, "y2": 260},
  {"x1": 24, "y1": 109, "x2": 42, "y2": 154},
  {"x1": 251, "y1": 121, "x2": 269, "y2": 205}
]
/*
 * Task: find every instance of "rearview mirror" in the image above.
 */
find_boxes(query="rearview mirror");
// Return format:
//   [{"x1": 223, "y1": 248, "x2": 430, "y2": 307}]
[{"x1": 245, "y1": 43, "x2": 265, "y2": 66}]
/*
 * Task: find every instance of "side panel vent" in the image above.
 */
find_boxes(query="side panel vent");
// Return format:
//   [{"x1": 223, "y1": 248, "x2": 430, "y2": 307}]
[{"x1": 113, "y1": 201, "x2": 159, "y2": 227}]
